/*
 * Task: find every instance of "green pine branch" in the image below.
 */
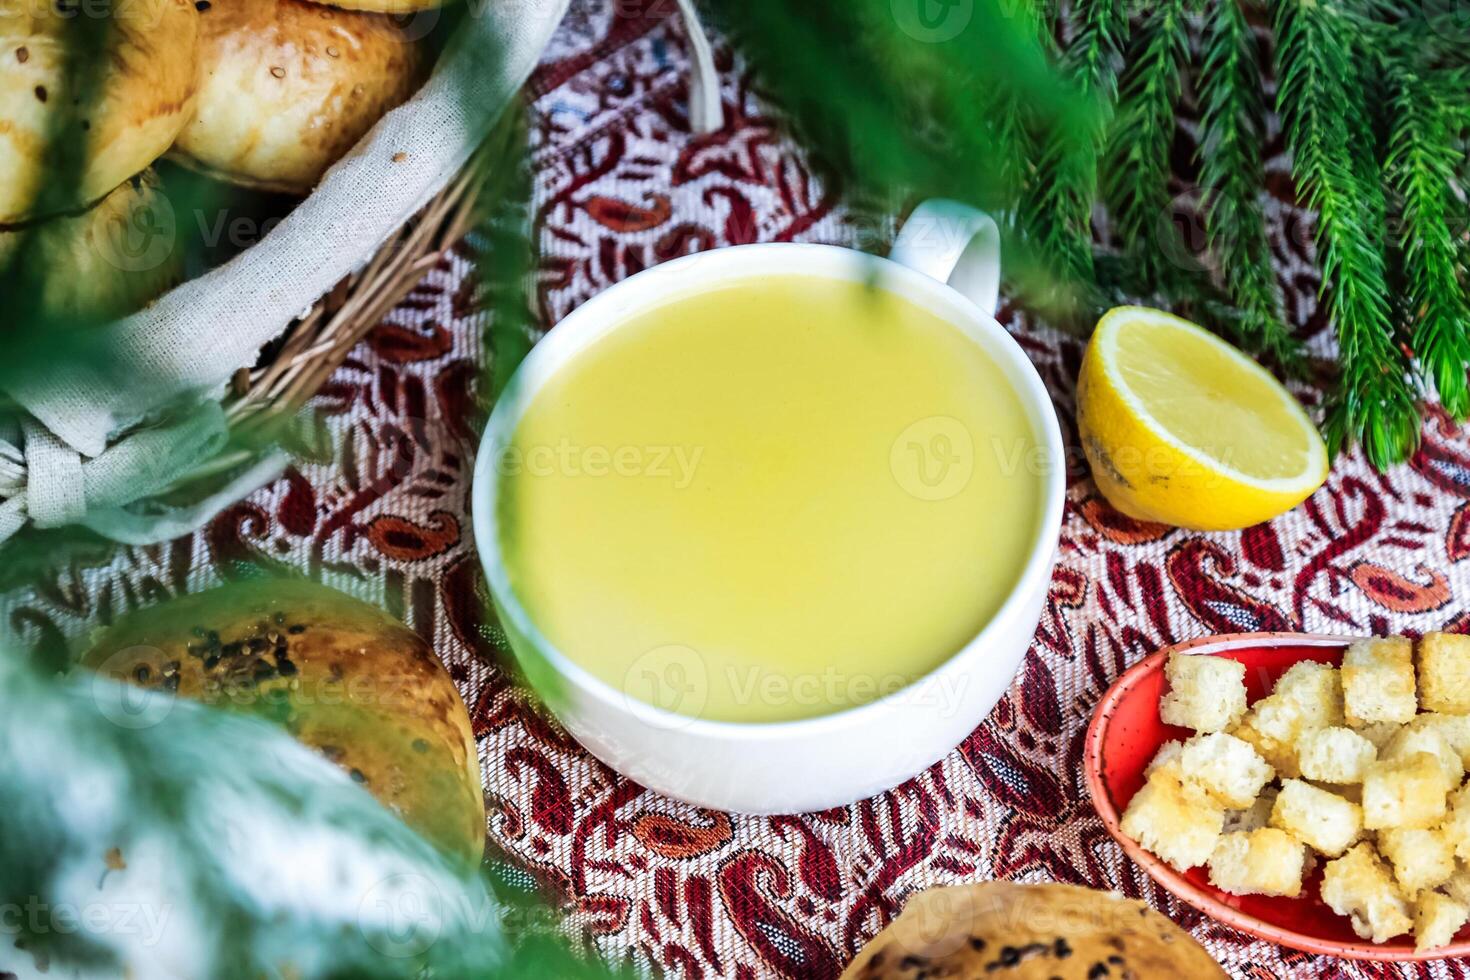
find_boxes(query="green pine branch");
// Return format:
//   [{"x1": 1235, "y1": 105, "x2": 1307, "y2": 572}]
[
  {"x1": 1104, "y1": 0, "x2": 1190, "y2": 279},
  {"x1": 1009, "y1": 0, "x2": 1124, "y2": 319},
  {"x1": 1067, "y1": 0, "x2": 1128, "y2": 102},
  {"x1": 1273, "y1": 0, "x2": 1419, "y2": 467},
  {"x1": 714, "y1": 0, "x2": 1100, "y2": 322},
  {"x1": 1196, "y1": 0, "x2": 1303, "y2": 370},
  {"x1": 645, "y1": 0, "x2": 1469, "y2": 469},
  {"x1": 480, "y1": 107, "x2": 535, "y2": 403},
  {"x1": 0, "y1": 655, "x2": 621, "y2": 980},
  {"x1": 985, "y1": 0, "x2": 1048, "y2": 219},
  {"x1": 1345, "y1": 0, "x2": 1470, "y2": 65},
  {"x1": 1385, "y1": 59, "x2": 1470, "y2": 419},
  {"x1": 1017, "y1": 127, "x2": 1099, "y2": 311}
]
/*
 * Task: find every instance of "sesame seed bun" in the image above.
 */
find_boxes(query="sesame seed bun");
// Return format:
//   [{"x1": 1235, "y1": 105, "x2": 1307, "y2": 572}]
[
  {"x1": 80, "y1": 579, "x2": 486, "y2": 866},
  {"x1": 0, "y1": 0, "x2": 200, "y2": 222},
  {"x1": 841, "y1": 882, "x2": 1227, "y2": 979},
  {"x1": 170, "y1": 0, "x2": 422, "y2": 194}
]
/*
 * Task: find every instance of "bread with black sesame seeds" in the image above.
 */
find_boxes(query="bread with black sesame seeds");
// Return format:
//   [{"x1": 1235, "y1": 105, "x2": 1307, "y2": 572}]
[
  {"x1": 169, "y1": 0, "x2": 422, "y2": 194},
  {"x1": 839, "y1": 882, "x2": 1227, "y2": 980},
  {"x1": 79, "y1": 578, "x2": 485, "y2": 866},
  {"x1": 0, "y1": 0, "x2": 199, "y2": 223}
]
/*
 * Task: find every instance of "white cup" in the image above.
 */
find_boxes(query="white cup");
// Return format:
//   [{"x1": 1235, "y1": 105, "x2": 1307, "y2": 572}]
[{"x1": 470, "y1": 200, "x2": 1065, "y2": 814}]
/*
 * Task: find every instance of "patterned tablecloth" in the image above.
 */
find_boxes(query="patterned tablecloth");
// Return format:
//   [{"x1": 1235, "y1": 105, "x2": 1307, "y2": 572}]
[{"x1": 20, "y1": 3, "x2": 1470, "y2": 977}]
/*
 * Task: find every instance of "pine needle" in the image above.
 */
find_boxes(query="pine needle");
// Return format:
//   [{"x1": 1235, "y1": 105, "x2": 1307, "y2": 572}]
[
  {"x1": 1009, "y1": 0, "x2": 1127, "y2": 321},
  {"x1": 714, "y1": 1, "x2": 1093, "y2": 214},
  {"x1": 1273, "y1": 0, "x2": 1420, "y2": 467},
  {"x1": 1385, "y1": 58, "x2": 1470, "y2": 419},
  {"x1": 1067, "y1": 0, "x2": 1129, "y2": 102},
  {"x1": 716, "y1": 1, "x2": 1100, "y2": 320},
  {"x1": 1104, "y1": 0, "x2": 1191, "y2": 279},
  {"x1": 1017, "y1": 127, "x2": 1100, "y2": 315},
  {"x1": 480, "y1": 107, "x2": 535, "y2": 403},
  {"x1": 1196, "y1": 0, "x2": 1303, "y2": 370},
  {"x1": 1007, "y1": 0, "x2": 1123, "y2": 318}
]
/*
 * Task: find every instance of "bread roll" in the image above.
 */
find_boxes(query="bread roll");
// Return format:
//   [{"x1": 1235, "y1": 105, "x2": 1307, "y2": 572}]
[
  {"x1": 840, "y1": 882, "x2": 1227, "y2": 979},
  {"x1": 171, "y1": 0, "x2": 421, "y2": 193},
  {"x1": 0, "y1": 169, "x2": 181, "y2": 320},
  {"x1": 0, "y1": 0, "x2": 199, "y2": 222},
  {"x1": 81, "y1": 579, "x2": 486, "y2": 865},
  {"x1": 309, "y1": 0, "x2": 444, "y2": 15}
]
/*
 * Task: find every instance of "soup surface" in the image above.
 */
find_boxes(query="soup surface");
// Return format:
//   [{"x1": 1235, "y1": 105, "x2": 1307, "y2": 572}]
[{"x1": 498, "y1": 273, "x2": 1043, "y2": 723}]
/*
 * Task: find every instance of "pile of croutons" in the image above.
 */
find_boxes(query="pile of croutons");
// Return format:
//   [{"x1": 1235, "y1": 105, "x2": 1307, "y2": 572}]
[{"x1": 1120, "y1": 633, "x2": 1470, "y2": 952}]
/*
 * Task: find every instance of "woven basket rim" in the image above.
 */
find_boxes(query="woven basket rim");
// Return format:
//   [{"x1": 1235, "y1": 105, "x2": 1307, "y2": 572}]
[{"x1": 223, "y1": 134, "x2": 502, "y2": 435}]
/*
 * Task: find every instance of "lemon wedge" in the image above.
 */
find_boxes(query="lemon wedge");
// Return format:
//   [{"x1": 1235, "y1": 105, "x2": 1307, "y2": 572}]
[{"x1": 1077, "y1": 306, "x2": 1328, "y2": 531}]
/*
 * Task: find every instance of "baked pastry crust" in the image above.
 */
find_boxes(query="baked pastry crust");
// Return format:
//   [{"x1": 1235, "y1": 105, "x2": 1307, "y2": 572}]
[
  {"x1": 306, "y1": 0, "x2": 446, "y2": 13},
  {"x1": 171, "y1": 0, "x2": 421, "y2": 194},
  {"x1": 0, "y1": 169, "x2": 181, "y2": 319},
  {"x1": 81, "y1": 579, "x2": 486, "y2": 865},
  {"x1": 0, "y1": 0, "x2": 200, "y2": 222},
  {"x1": 840, "y1": 882, "x2": 1227, "y2": 979}
]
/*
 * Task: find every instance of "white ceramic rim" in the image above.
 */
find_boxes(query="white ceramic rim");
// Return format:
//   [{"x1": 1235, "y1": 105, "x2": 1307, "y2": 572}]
[{"x1": 470, "y1": 242, "x2": 1067, "y2": 740}]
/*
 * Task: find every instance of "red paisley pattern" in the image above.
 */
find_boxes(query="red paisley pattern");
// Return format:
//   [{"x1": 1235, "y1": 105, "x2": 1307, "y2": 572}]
[
  {"x1": 1450, "y1": 504, "x2": 1470, "y2": 563},
  {"x1": 633, "y1": 810, "x2": 735, "y2": 860},
  {"x1": 11, "y1": 4, "x2": 1470, "y2": 978}
]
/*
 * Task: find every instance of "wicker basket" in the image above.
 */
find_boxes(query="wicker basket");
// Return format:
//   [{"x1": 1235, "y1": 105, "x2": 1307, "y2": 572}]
[
  {"x1": 0, "y1": 0, "x2": 724, "y2": 550},
  {"x1": 224, "y1": 140, "x2": 496, "y2": 437}
]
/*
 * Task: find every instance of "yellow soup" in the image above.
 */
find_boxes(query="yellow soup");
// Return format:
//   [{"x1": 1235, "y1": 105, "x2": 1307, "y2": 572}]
[{"x1": 498, "y1": 274, "x2": 1042, "y2": 723}]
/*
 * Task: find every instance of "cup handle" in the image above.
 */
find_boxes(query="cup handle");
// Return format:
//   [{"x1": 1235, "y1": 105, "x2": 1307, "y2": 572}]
[{"x1": 887, "y1": 199, "x2": 1002, "y2": 315}]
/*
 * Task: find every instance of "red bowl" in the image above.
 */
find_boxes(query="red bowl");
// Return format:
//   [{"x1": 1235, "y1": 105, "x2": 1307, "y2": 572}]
[{"x1": 1085, "y1": 631, "x2": 1470, "y2": 962}]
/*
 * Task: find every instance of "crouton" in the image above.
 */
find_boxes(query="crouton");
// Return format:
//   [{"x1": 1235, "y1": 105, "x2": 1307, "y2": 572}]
[
  {"x1": 1234, "y1": 694, "x2": 1306, "y2": 777},
  {"x1": 1275, "y1": 660, "x2": 1344, "y2": 729},
  {"x1": 1407, "y1": 713, "x2": 1470, "y2": 768},
  {"x1": 1414, "y1": 891, "x2": 1469, "y2": 952},
  {"x1": 1362, "y1": 753, "x2": 1452, "y2": 830},
  {"x1": 1180, "y1": 732, "x2": 1275, "y2": 808},
  {"x1": 1356, "y1": 721, "x2": 1405, "y2": 751},
  {"x1": 1319, "y1": 781, "x2": 1363, "y2": 805},
  {"x1": 1144, "y1": 739, "x2": 1185, "y2": 777},
  {"x1": 1270, "y1": 778, "x2": 1363, "y2": 857},
  {"x1": 1208, "y1": 828, "x2": 1308, "y2": 898},
  {"x1": 1441, "y1": 783, "x2": 1470, "y2": 863},
  {"x1": 1343, "y1": 638, "x2": 1417, "y2": 726},
  {"x1": 1321, "y1": 843, "x2": 1414, "y2": 943},
  {"x1": 1419, "y1": 633, "x2": 1470, "y2": 715},
  {"x1": 1442, "y1": 864, "x2": 1470, "y2": 905},
  {"x1": 1131, "y1": 634, "x2": 1470, "y2": 948},
  {"x1": 1378, "y1": 827, "x2": 1455, "y2": 897},
  {"x1": 1160, "y1": 653, "x2": 1249, "y2": 733},
  {"x1": 1224, "y1": 788, "x2": 1278, "y2": 833},
  {"x1": 1298, "y1": 726, "x2": 1377, "y2": 784},
  {"x1": 1383, "y1": 726, "x2": 1464, "y2": 787},
  {"x1": 1120, "y1": 766, "x2": 1225, "y2": 872}
]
